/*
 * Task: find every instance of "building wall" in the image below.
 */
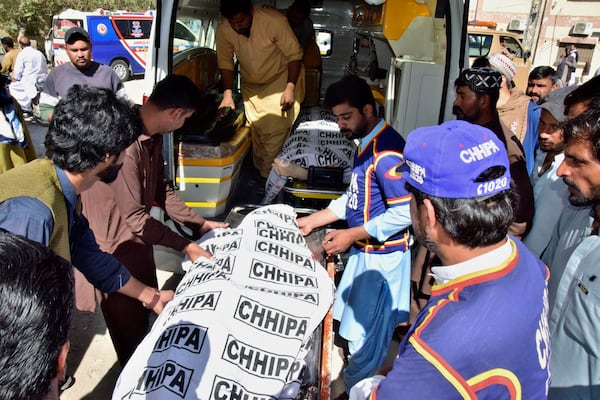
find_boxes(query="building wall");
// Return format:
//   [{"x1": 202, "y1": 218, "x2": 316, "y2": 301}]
[{"x1": 469, "y1": 0, "x2": 600, "y2": 83}]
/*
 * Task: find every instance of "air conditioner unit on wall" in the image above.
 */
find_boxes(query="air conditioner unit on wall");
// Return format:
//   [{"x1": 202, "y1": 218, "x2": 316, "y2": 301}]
[
  {"x1": 573, "y1": 21, "x2": 593, "y2": 36},
  {"x1": 508, "y1": 18, "x2": 526, "y2": 32}
]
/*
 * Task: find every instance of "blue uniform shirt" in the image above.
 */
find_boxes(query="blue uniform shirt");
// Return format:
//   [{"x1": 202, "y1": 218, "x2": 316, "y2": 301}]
[
  {"x1": 329, "y1": 119, "x2": 411, "y2": 253},
  {"x1": 371, "y1": 239, "x2": 551, "y2": 400}
]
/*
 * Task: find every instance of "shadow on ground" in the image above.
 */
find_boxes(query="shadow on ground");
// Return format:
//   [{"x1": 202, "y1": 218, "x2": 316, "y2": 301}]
[{"x1": 62, "y1": 272, "x2": 184, "y2": 400}]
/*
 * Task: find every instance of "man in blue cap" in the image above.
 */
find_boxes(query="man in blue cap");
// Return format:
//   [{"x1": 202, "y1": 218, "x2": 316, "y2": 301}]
[{"x1": 358, "y1": 120, "x2": 550, "y2": 400}]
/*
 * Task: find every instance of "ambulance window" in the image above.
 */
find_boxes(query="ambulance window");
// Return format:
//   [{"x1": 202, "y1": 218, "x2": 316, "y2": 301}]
[
  {"x1": 53, "y1": 19, "x2": 83, "y2": 39},
  {"x1": 114, "y1": 19, "x2": 152, "y2": 40},
  {"x1": 500, "y1": 36, "x2": 524, "y2": 58},
  {"x1": 175, "y1": 22, "x2": 197, "y2": 42},
  {"x1": 468, "y1": 33, "x2": 492, "y2": 57},
  {"x1": 316, "y1": 30, "x2": 332, "y2": 57}
]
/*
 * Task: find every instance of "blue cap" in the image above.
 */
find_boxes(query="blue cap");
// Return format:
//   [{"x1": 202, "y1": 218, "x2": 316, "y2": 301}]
[{"x1": 404, "y1": 120, "x2": 511, "y2": 198}]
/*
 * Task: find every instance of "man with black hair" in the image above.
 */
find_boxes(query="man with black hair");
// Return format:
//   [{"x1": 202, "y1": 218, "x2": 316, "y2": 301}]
[
  {"x1": 453, "y1": 67, "x2": 534, "y2": 237},
  {"x1": 287, "y1": 0, "x2": 321, "y2": 72},
  {"x1": 216, "y1": 0, "x2": 305, "y2": 180},
  {"x1": 39, "y1": 26, "x2": 126, "y2": 121},
  {"x1": 542, "y1": 108, "x2": 600, "y2": 399},
  {"x1": 567, "y1": 45, "x2": 579, "y2": 85},
  {"x1": 527, "y1": 65, "x2": 559, "y2": 104},
  {"x1": 411, "y1": 67, "x2": 534, "y2": 312},
  {"x1": 298, "y1": 75, "x2": 412, "y2": 394},
  {"x1": 0, "y1": 230, "x2": 73, "y2": 400},
  {"x1": 564, "y1": 74, "x2": 600, "y2": 118},
  {"x1": 82, "y1": 75, "x2": 227, "y2": 365},
  {"x1": 531, "y1": 72, "x2": 600, "y2": 400},
  {"x1": 523, "y1": 88, "x2": 573, "y2": 257},
  {"x1": 8, "y1": 36, "x2": 47, "y2": 119},
  {"x1": 0, "y1": 85, "x2": 173, "y2": 317},
  {"x1": 555, "y1": 45, "x2": 577, "y2": 87},
  {"x1": 360, "y1": 120, "x2": 550, "y2": 400},
  {"x1": 488, "y1": 53, "x2": 540, "y2": 175},
  {"x1": 0, "y1": 37, "x2": 19, "y2": 78}
]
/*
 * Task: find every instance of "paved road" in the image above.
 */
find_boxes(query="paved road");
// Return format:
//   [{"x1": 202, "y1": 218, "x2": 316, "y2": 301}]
[{"x1": 25, "y1": 117, "x2": 49, "y2": 159}]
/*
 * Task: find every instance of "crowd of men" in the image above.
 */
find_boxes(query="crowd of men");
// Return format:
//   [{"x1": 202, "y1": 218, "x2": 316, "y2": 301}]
[{"x1": 1, "y1": 1, "x2": 600, "y2": 398}]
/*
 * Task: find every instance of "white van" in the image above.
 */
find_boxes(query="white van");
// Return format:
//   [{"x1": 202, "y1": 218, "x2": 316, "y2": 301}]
[{"x1": 143, "y1": 0, "x2": 466, "y2": 217}]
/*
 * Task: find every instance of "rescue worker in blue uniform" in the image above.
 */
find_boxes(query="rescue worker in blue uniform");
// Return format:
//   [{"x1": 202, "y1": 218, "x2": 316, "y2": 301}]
[
  {"x1": 298, "y1": 74, "x2": 412, "y2": 393},
  {"x1": 360, "y1": 121, "x2": 550, "y2": 400}
]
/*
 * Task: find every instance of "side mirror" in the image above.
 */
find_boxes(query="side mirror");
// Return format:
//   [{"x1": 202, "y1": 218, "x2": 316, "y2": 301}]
[{"x1": 523, "y1": 50, "x2": 531, "y2": 60}]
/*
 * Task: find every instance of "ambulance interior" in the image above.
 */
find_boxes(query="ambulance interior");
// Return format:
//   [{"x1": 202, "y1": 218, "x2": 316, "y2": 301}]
[{"x1": 148, "y1": 0, "x2": 464, "y2": 220}]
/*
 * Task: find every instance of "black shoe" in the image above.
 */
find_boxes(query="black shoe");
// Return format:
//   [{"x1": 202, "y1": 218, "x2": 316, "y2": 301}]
[
  {"x1": 59, "y1": 375, "x2": 75, "y2": 393},
  {"x1": 33, "y1": 115, "x2": 49, "y2": 126},
  {"x1": 22, "y1": 111, "x2": 33, "y2": 122}
]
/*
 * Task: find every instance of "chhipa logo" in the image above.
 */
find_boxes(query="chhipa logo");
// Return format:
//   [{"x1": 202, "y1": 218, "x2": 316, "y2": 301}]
[
  {"x1": 459, "y1": 139, "x2": 501, "y2": 164},
  {"x1": 406, "y1": 159, "x2": 426, "y2": 184}
]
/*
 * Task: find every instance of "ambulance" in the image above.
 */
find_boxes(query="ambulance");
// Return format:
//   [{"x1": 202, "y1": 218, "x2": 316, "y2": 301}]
[
  {"x1": 142, "y1": 0, "x2": 467, "y2": 219},
  {"x1": 51, "y1": 8, "x2": 154, "y2": 80}
]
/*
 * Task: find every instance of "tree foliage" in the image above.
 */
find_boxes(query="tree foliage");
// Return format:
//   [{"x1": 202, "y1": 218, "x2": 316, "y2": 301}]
[{"x1": 0, "y1": 0, "x2": 155, "y2": 39}]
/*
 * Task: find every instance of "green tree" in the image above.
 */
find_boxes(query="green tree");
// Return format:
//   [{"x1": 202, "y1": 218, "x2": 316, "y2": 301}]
[
  {"x1": 0, "y1": 0, "x2": 61, "y2": 37},
  {"x1": 0, "y1": 0, "x2": 155, "y2": 38}
]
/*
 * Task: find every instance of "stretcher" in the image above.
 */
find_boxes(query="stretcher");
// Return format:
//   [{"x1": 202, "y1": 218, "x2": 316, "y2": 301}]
[
  {"x1": 117, "y1": 205, "x2": 337, "y2": 399},
  {"x1": 173, "y1": 91, "x2": 250, "y2": 218},
  {"x1": 225, "y1": 206, "x2": 339, "y2": 400},
  {"x1": 171, "y1": 47, "x2": 251, "y2": 218},
  {"x1": 174, "y1": 126, "x2": 250, "y2": 218}
]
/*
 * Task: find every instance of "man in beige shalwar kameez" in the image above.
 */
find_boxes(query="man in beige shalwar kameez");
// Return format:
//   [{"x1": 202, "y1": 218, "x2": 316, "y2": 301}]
[{"x1": 216, "y1": 0, "x2": 305, "y2": 178}]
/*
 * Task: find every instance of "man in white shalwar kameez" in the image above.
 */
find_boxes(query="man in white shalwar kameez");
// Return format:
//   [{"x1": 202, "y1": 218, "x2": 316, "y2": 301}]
[{"x1": 8, "y1": 37, "x2": 47, "y2": 117}]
